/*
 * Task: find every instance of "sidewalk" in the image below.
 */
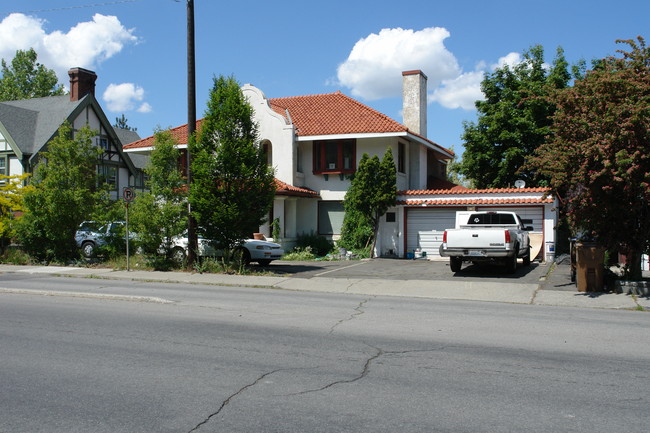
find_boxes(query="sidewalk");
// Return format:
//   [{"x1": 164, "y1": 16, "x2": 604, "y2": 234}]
[{"x1": 0, "y1": 262, "x2": 647, "y2": 311}]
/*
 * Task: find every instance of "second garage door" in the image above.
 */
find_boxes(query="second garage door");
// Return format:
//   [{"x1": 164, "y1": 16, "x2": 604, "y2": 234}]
[{"x1": 406, "y1": 208, "x2": 460, "y2": 259}]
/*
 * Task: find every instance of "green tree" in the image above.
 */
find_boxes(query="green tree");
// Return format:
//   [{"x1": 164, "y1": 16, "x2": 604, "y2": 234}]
[
  {"x1": 114, "y1": 114, "x2": 137, "y2": 131},
  {"x1": 0, "y1": 174, "x2": 33, "y2": 253},
  {"x1": 459, "y1": 45, "x2": 571, "y2": 188},
  {"x1": 0, "y1": 48, "x2": 64, "y2": 101},
  {"x1": 189, "y1": 75, "x2": 275, "y2": 257},
  {"x1": 16, "y1": 122, "x2": 106, "y2": 261},
  {"x1": 339, "y1": 148, "x2": 397, "y2": 257},
  {"x1": 130, "y1": 129, "x2": 187, "y2": 262},
  {"x1": 528, "y1": 37, "x2": 650, "y2": 279}
]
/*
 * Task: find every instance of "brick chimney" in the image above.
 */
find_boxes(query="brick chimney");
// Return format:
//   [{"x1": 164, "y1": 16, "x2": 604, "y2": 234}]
[
  {"x1": 68, "y1": 67, "x2": 97, "y2": 101},
  {"x1": 402, "y1": 70, "x2": 428, "y2": 138}
]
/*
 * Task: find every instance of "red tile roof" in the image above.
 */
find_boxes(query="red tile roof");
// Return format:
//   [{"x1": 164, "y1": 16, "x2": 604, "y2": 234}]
[
  {"x1": 268, "y1": 91, "x2": 406, "y2": 136},
  {"x1": 397, "y1": 187, "x2": 554, "y2": 206},
  {"x1": 398, "y1": 197, "x2": 554, "y2": 206},
  {"x1": 399, "y1": 187, "x2": 550, "y2": 195},
  {"x1": 123, "y1": 120, "x2": 203, "y2": 150},
  {"x1": 274, "y1": 179, "x2": 319, "y2": 197}
]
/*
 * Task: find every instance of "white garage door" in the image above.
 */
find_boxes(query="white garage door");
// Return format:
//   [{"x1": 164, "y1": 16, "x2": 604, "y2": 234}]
[{"x1": 406, "y1": 208, "x2": 458, "y2": 259}]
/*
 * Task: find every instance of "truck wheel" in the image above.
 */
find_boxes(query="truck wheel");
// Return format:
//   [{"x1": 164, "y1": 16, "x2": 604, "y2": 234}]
[
  {"x1": 81, "y1": 241, "x2": 96, "y2": 258},
  {"x1": 505, "y1": 252, "x2": 517, "y2": 274},
  {"x1": 523, "y1": 248, "x2": 531, "y2": 266},
  {"x1": 450, "y1": 257, "x2": 462, "y2": 273}
]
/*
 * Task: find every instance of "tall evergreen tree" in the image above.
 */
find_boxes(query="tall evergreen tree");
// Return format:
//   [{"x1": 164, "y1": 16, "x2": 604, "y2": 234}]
[
  {"x1": 114, "y1": 114, "x2": 137, "y2": 132},
  {"x1": 189, "y1": 75, "x2": 275, "y2": 254},
  {"x1": 0, "y1": 48, "x2": 64, "y2": 101},
  {"x1": 459, "y1": 45, "x2": 571, "y2": 188},
  {"x1": 340, "y1": 148, "x2": 397, "y2": 257}
]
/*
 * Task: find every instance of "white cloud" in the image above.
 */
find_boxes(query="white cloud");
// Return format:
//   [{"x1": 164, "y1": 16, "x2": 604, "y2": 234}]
[
  {"x1": 336, "y1": 27, "x2": 461, "y2": 101},
  {"x1": 137, "y1": 102, "x2": 152, "y2": 113},
  {"x1": 430, "y1": 70, "x2": 485, "y2": 110},
  {"x1": 335, "y1": 27, "x2": 531, "y2": 112},
  {"x1": 103, "y1": 83, "x2": 147, "y2": 112},
  {"x1": 494, "y1": 52, "x2": 522, "y2": 69},
  {"x1": 0, "y1": 13, "x2": 137, "y2": 84}
]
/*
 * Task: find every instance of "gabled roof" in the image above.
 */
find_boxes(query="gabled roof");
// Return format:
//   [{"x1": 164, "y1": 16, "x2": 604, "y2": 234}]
[
  {"x1": 0, "y1": 94, "x2": 85, "y2": 158},
  {"x1": 0, "y1": 93, "x2": 141, "y2": 174}
]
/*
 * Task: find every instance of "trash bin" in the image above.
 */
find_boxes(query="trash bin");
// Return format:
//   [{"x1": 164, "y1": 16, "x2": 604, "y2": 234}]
[{"x1": 575, "y1": 242, "x2": 606, "y2": 292}]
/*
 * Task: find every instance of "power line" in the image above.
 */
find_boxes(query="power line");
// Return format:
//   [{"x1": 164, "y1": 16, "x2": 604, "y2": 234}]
[{"x1": 2, "y1": 0, "x2": 142, "y2": 15}]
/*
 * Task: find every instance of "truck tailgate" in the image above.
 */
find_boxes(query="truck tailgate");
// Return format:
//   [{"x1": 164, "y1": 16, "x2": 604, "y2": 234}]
[{"x1": 446, "y1": 228, "x2": 507, "y2": 249}]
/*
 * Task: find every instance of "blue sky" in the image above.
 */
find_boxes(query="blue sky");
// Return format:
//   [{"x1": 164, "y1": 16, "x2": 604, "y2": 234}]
[{"x1": 1, "y1": 0, "x2": 648, "y2": 156}]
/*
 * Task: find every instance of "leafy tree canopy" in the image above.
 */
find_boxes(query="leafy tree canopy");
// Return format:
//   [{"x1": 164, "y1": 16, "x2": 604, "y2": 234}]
[
  {"x1": 16, "y1": 122, "x2": 107, "y2": 261},
  {"x1": 189, "y1": 75, "x2": 276, "y2": 252},
  {"x1": 459, "y1": 45, "x2": 572, "y2": 188},
  {"x1": 0, "y1": 174, "x2": 33, "y2": 251},
  {"x1": 0, "y1": 48, "x2": 65, "y2": 101},
  {"x1": 528, "y1": 36, "x2": 650, "y2": 279}
]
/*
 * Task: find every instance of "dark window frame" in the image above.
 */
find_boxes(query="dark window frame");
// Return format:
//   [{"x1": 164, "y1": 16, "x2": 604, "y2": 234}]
[
  {"x1": 313, "y1": 139, "x2": 356, "y2": 175},
  {"x1": 398, "y1": 142, "x2": 406, "y2": 173}
]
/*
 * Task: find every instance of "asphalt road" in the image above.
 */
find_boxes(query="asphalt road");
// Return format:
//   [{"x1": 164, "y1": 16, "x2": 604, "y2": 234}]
[{"x1": 1, "y1": 275, "x2": 648, "y2": 432}]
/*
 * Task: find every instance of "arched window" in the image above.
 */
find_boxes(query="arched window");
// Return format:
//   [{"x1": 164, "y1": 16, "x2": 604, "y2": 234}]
[{"x1": 260, "y1": 140, "x2": 272, "y2": 166}]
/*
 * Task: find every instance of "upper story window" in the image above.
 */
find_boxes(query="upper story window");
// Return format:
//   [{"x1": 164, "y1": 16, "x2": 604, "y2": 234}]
[
  {"x1": 97, "y1": 164, "x2": 118, "y2": 191},
  {"x1": 313, "y1": 139, "x2": 356, "y2": 174},
  {"x1": 0, "y1": 156, "x2": 6, "y2": 176},
  {"x1": 398, "y1": 142, "x2": 405, "y2": 174}
]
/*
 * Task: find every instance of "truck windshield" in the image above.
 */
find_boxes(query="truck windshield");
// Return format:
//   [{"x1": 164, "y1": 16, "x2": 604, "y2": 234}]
[{"x1": 467, "y1": 213, "x2": 516, "y2": 225}]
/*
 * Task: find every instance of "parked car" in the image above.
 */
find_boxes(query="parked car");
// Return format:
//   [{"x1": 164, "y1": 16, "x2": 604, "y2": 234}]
[
  {"x1": 439, "y1": 211, "x2": 532, "y2": 273},
  {"x1": 166, "y1": 235, "x2": 284, "y2": 266},
  {"x1": 75, "y1": 221, "x2": 131, "y2": 258}
]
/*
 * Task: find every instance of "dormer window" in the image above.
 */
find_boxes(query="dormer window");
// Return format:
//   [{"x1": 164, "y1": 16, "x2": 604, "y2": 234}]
[{"x1": 313, "y1": 139, "x2": 355, "y2": 174}]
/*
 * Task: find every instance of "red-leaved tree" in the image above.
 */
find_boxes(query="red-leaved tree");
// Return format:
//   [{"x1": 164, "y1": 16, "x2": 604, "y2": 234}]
[{"x1": 529, "y1": 36, "x2": 650, "y2": 279}]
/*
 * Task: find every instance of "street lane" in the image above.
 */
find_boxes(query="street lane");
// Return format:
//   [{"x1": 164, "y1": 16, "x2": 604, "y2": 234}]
[{"x1": 1, "y1": 275, "x2": 648, "y2": 432}]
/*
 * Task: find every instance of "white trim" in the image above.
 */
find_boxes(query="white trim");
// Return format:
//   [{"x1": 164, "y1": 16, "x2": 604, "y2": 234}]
[
  {"x1": 297, "y1": 131, "x2": 453, "y2": 159},
  {"x1": 124, "y1": 144, "x2": 188, "y2": 154}
]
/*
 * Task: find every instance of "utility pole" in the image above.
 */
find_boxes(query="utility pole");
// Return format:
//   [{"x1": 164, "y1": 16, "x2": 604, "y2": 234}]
[{"x1": 186, "y1": 0, "x2": 198, "y2": 266}]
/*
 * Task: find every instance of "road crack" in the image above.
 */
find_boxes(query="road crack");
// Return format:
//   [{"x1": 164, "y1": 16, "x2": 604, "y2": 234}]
[
  {"x1": 188, "y1": 369, "x2": 282, "y2": 432},
  {"x1": 292, "y1": 346, "x2": 383, "y2": 395},
  {"x1": 329, "y1": 298, "x2": 371, "y2": 334}
]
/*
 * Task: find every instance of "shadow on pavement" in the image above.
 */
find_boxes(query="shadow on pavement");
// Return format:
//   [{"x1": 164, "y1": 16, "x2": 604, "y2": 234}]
[{"x1": 451, "y1": 262, "x2": 540, "y2": 279}]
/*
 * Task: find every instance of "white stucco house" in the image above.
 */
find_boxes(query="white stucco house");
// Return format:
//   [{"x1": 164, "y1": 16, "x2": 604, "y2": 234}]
[{"x1": 124, "y1": 70, "x2": 558, "y2": 261}]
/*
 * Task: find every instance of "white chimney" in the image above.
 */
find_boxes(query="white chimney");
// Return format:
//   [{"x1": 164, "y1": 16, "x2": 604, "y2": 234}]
[{"x1": 402, "y1": 70, "x2": 428, "y2": 138}]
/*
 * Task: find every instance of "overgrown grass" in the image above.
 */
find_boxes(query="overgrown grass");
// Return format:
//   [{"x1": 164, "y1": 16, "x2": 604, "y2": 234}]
[
  {"x1": 105, "y1": 253, "x2": 154, "y2": 271},
  {"x1": 283, "y1": 246, "x2": 316, "y2": 261},
  {"x1": 0, "y1": 247, "x2": 34, "y2": 265}
]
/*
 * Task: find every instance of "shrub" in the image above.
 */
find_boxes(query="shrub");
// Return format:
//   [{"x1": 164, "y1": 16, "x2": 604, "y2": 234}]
[{"x1": 295, "y1": 232, "x2": 333, "y2": 257}]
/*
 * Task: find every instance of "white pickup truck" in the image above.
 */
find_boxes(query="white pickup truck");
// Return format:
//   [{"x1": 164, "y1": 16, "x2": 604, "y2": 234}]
[{"x1": 439, "y1": 211, "x2": 532, "y2": 273}]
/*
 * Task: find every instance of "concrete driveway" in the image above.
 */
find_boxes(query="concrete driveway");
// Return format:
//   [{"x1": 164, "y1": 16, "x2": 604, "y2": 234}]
[{"x1": 267, "y1": 257, "x2": 551, "y2": 287}]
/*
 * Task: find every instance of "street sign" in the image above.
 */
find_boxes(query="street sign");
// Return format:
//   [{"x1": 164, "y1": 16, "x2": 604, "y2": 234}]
[{"x1": 123, "y1": 187, "x2": 135, "y2": 203}]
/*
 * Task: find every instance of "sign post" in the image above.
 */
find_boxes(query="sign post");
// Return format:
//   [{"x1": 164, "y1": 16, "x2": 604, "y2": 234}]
[{"x1": 123, "y1": 187, "x2": 136, "y2": 271}]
